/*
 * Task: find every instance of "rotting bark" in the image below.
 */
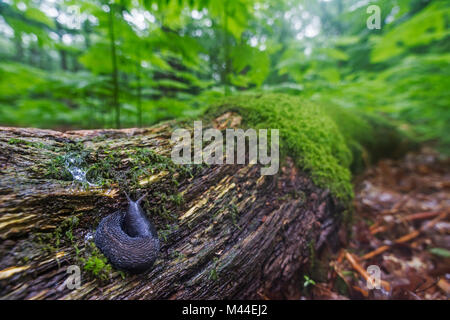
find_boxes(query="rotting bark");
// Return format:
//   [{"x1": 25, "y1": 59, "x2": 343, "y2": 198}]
[{"x1": 0, "y1": 113, "x2": 344, "y2": 299}]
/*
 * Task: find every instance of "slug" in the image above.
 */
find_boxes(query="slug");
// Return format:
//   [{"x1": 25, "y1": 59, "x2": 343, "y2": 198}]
[{"x1": 94, "y1": 193, "x2": 160, "y2": 273}]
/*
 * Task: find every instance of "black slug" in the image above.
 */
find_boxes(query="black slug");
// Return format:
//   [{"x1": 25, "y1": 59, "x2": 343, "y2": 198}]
[{"x1": 94, "y1": 193, "x2": 160, "y2": 273}]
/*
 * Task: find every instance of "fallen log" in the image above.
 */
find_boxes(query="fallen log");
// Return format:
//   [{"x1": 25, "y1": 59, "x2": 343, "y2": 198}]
[{"x1": 0, "y1": 94, "x2": 413, "y2": 299}]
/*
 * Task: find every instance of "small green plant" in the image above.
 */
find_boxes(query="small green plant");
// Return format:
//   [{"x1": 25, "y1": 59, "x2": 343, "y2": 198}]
[
  {"x1": 117, "y1": 270, "x2": 127, "y2": 280},
  {"x1": 209, "y1": 257, "x2": 220, "y2": 281},
  {"x1": 83, "y1": 255, "x2": 112, "y2": 280},
  {"x1": 429, "y1": 247, "x2": 450, "y2": 258},
  {"x1": 80, "y1": 242, "x2": 113, "y2": 281},
  {"x1": 303, "y1": 275, "x2": 316, "y2": 288}
]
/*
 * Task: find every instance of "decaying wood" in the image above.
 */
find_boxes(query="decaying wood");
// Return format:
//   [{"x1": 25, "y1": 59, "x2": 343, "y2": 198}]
[{"x1": 0, "y1": 113, "x2": 344, "y2": 299}]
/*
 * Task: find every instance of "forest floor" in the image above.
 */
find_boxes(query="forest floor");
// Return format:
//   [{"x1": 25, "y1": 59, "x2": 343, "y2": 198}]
[{"x1": 308, "y1": 147, "x2": 450, "y2": 300}]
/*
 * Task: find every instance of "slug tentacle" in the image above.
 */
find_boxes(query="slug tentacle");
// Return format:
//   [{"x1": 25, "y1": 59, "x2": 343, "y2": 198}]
[
  {"x1": 94, "y1": 194, "x2": 160, "y2": 273},
  {"x1": 136, "y1": 193, "x2": 147, "y2": 204},
  {"x1": 124, "y1": 192, "x2": 132, "y2": 202}
]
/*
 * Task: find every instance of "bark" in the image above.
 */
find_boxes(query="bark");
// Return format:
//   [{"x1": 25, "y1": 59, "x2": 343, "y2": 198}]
[{"x1": 0, "y1": 113, "x2": 344, "y2": 300}]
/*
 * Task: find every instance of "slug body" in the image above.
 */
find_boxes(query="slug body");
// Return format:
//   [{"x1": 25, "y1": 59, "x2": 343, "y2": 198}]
[{"x1": 94, "y1": 194, "x2": 160, "y2": 273}]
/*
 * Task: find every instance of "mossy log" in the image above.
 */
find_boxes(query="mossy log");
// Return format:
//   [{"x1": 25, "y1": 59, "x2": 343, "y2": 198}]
[
  {"x1": 0, "y1": 93, "x2": 414, "y2": 300},
  {"x1": 0, "y1": 109, "x2": 347, "y2": 300}
]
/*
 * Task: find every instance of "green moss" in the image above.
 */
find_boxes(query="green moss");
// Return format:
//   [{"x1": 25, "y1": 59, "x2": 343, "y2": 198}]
[
  {"x1": 45, "y1": 155, "x2": 72, "y2": 180},
  {"x1": 45, "y1": 139, "x2": 199, "y2": 204},
  {"x1": 81, "y1": 146, "x2": 196, "y2": 194},
  {"x1": 169, "y1": 193, "x2": 184, "y2": 206},
  {"x1": 81, "y1": 242, "x2": 112, "y2": 281},
  {"x1": 8, "y1": 138, "x2": 32, "y2": 146},
  {"x1": 205, "y1": 94, "x2": 413, "y2": 203},
  {"x1": 35, "y1": 233, "x2": 57, "y2": 253},
  {"x1": 324, "y1": 104, "x2": 417, "y2": 173},
  {"x1": 170, "y1": 250, "x2": 186, "y2": 261},
  {"x1": 45, "y1": 142, "x2": 88, "y2": 180},
  {"x1": 206, "y1": 94, "x2": 354, "y2": 201},
  {"x1": 228, "y1": 203, "x2": 240, "y2": 229},
  {"x1": 208, "y1": 257, "x2": 220, "y2": 281},
  {"x1": 158, "y1": 223, "x2": 178, "y2": 242},
  {"x1": 7, "y1": 138, "x2": 49, "y2": 149},
  {"x1": 35, "y1": 216, "x2": 80, "y2": 253},
  {"x1": 57, "y1": 216, "x2": 79, "y2": 244},
  {"x1": 37, "y1": 225, "x2": 115, "y2": 281}
]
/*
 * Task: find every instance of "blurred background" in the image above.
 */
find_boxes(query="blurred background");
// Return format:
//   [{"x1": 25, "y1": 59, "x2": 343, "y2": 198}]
[{"x1": 0, "y1": 0, "x2": 448, "y2": 152}]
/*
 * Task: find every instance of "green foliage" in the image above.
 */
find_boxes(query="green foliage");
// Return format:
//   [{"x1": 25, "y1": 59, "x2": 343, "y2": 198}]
[
  {"x1": 0, "y1": 0, "x2": 447, "y2": 151},
  {"x1": 371, "y1": 1, "x2": 450, "y2": 63},
  {"x1": 310, "y1": 51, "x2": 449, "y2": 154}
]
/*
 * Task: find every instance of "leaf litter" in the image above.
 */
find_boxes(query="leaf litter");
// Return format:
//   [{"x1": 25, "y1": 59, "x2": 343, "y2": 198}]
[{"x1": 309, "y1": 147, "x2": 449, "y2": 300}]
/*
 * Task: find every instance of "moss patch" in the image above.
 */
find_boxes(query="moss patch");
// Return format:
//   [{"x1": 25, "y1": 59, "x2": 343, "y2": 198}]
[
  {"x1": 80, "y1": 241, "x2": 113, "y2": 281},
  {"x1": 45, "y1": 140, "x2": 199, "y2": 195},
  {"x1": 206, "y1": 94, "x2": 413, "y2": 202}
]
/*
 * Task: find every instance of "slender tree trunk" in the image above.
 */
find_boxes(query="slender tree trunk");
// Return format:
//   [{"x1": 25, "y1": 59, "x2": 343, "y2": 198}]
[
  {"x1": 108, "y1": 4, "x2": 120, "y2": 129},
  {"x1": 14, "y1": 32, "x2": 23, "y2": 62},
  {"x1": 71, "y1": 53, "x2": 80, "y2": 72},
  {"x1": 55, "y1": 20, "x2": 68, "y2": 71},
  {"x1": 83, "y1": 21, "x2": 91, "y2": 49},
  {"x1": 223, "y1": 0, "x2": 230, "y2": 96},
  {"x1": 29, "y1": 43, "x2": 39, "y2": 67},
  {"x1": 136, "y1": 49, "x2": 142, "y2": 128},
  {"x1": 39, "y1": 47, "x2": 47, "y2": 69},
  {"x1": 59, "y1": 49, "x2": 68, "y2": 71}
]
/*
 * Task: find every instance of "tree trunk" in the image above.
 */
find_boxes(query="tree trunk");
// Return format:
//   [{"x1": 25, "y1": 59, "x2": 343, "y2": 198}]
[
  {"x1": 108, "y1": 4, "x2": 120, "y2": 129},
  {"x1": 0, "y1": 112, "x2": 344, "y2": 300},
  {"x1": 136, "y1": 49, "x2": 142, "y2": 128}
]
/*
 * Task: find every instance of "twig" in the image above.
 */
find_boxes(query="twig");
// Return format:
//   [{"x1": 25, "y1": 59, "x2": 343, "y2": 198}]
[
  {"x1": 394, "y1": 230, "x2": 421, "y2": 244},
  {"x1": 403, "y1": 211, "x2": 442, "y2": 222},
  {"x1": 345, "y1": 252, "x2": 391, "y2": 292},
  {"x1": 360, "y1": 245, "x2": 390, "y2": 260}
]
